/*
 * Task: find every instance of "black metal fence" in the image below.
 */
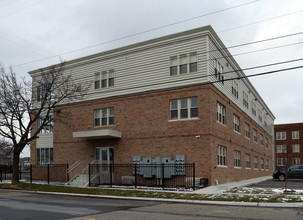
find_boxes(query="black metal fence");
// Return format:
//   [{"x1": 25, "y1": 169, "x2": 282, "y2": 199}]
[
  {"x1": 89, "y1": 163, "x2": 195, "y2": 191},
  {"x1": 0, "y1": 164, "x2": 68, "y2": 184}
]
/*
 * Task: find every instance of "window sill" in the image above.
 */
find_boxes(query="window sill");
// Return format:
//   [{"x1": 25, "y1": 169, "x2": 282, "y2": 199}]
[
  {"x1": 234, "y1": 131, "x2": 241, "y2": 135},
  {"x1": 217, "y1": 165, "x2": 228, "y2": 168},
  {"x1": 245, "y1": 136, "x2": 250, "y2": 140},
  {"x1": 169, "y1": 117, "x2": 199, "y2": 122},
  {"x1": 246, "y1": 167, "x2": 251, "y2": 170},
  {"x1": 234, "y1": 166, "x2": 242, "y2": 169},
  {"x1": 254, "y1": 168, "x2": 258, "y2": 171},
  {"x1": 216, "y1": 121, "x2": 227, "y2": 127}
]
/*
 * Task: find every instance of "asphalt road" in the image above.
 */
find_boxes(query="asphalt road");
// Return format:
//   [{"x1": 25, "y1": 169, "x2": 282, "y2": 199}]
[
  {"x1": 248, "y1": 179, "x2": 303, "y2": 189},
  {"x1": 1, "y1": 189, "x2": 303, "y2": 220}
]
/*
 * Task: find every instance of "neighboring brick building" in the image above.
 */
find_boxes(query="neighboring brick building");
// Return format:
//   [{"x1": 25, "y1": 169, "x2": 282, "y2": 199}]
[
  {"x1": 274, "y1": 123, "x2": 303, "y2": 169},
  {"x1": 29, "y1": 26, "x2": 275, "y2": 186}
]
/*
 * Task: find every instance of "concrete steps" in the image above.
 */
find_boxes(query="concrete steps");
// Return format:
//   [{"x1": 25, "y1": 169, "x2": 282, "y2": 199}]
[{"x1": 68, "y1": 174, "x2": 89, "y2": 187}]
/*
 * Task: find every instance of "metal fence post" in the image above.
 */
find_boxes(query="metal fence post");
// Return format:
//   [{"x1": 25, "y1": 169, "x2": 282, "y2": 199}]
[
  {"x1": 4, "y1": 165, "x2": 6, "y2": 180},
  {"x1": 66, "y1": 163, "x2": 69, "y2": 182},
  {"x1": 134, "y1": 163, "x2": 137, "y2": 189},
  {"x1": 0, "y1": 165, "x2": 2, "y2": 182},
  {"x1": 30, "y1": 164, "x2": 32, "y2": 184},
  {"x1": 47, "y1": 164, "x2": 50, "y2": 184},
  {"x1": 88, "y1": 163, "x2": 91, "y2": 187},
  {"x1": 193, "y1": 163, "x2": 195, "y2": 191},
  {"x1": 162, "y1": 163, "x2": 165, "y2": 190},
  {"x1": 110, "y1": 163, "x2": 113, "y2": 187}
]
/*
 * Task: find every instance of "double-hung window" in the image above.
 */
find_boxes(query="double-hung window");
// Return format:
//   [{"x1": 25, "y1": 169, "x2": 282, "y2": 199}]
[
  {"x1": 260, "y1": 134, "x2": 264, "y2": 146},
  {"x1": 258, "y1": 109, "x2": 262, "y2": 123},
  {"x1": 292, "y1": 131, "x2": 299, "y2": 139},
  {"x1": 292, "y1": 144, "x2": 300, "y2": 153},
  {"x1": 36, "y1": 147, "x2": 53, "y2": 165},
  {"x1": 232, "y1": 80, "x2": 238, "y2": 98},
  {"x1": 266, "y1": 160, "x2": 269, "y2": 170},
  {"x1": 233, "y1": 114, "x2": 240, "y2": 133},
  {"x1": 37, "y1": 83, "x2": 54, "y2": 102},
  {"x1": 234, "y1": 150, "x2": 241, "y2": 168},
  {"x1": 254, "y1": 156, "x2": 258, "y2": 170},
  {"x1": 218, "y1": 145, "x2": 227, "y2": 166},
  {"x1": 246, "y1": 154, "x2": 251, "y2": 168},
  {"x1": 276, "y1": 132, "x2": 286, "y2": 140},
  {"x1": 189, "y1": 53, "x2": 197, "y2": 72},
  {"x1": 94, "y1": 108, "x2": 114, "y2": 126},
  {"x1": 214, "y1": 59, "x2": 224, "y2": 83},
  {"x1": 277, "y1": 145, "x2": 287, "y2": 153},
  {"x1": 217, "y1": 102, "x2": 226, "y2": 124},
  {"x1": 243, "y1": 92, "x2": 248, "y2": 108},
  {"x1": 277, "y1": 158, "x2": 287, "y2": 166},
  {"x1": 170, "y1": 53, "x2": 198, "y2": 76},
  {"x1": 95, "y1": 70, "x2": 115, "y2": 89},
  {"x1": 245, "y1": 123, "x2": 250, "y2": 138},
  {"x1": 253, "y1": 129, "x2": 257, "y2": 143},
  {"x1": 293, "y1": 158, "x2": 300, "y2": 165},
  {"x1": 251, "y1": 102, "x2": 256, "y2": 116},
  {"x1": 37, "y1": 115, "x2": 53, "y2": 134},
  {"x1": 260, "y1": 158, "x2": 264, "y2": 170},
  {"x1": 265, "y1": 137, "x2": 268, "y2": 148},
  {"x1": 170, "y1": 97, "x2": 198, "y2": 120},
  {"x1": 170, "y1": 56, "x2": 178, "y2": 76}
]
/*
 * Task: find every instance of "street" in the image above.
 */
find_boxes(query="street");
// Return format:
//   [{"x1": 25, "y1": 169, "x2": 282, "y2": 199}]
[{"x1": 0, "y1": 189, "x2": 303, "y2": 220}]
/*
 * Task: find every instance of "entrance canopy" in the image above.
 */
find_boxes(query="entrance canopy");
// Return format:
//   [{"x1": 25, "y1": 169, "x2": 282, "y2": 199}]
[{"x1": 73, "y1": 129, "x2": 122, "y2": 139}]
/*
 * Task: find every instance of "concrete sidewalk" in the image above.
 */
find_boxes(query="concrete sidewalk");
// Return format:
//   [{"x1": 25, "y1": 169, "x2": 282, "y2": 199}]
[{"x1": 195, "y1": 176, "x2": 273, "y2": 194}]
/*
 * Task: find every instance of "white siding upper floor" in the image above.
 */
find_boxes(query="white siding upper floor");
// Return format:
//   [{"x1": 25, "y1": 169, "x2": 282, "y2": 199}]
[{"x1": 29, "y1": 25, "x2": 275, "y2": 136}]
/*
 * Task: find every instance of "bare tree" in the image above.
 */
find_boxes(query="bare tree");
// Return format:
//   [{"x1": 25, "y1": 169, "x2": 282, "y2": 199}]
[
  {"x1": 0, "y1": 138, "x2": 13, "y2": 165},
  {"x1": 0, "y1": 62, "x2": 88, "y2": 184}
]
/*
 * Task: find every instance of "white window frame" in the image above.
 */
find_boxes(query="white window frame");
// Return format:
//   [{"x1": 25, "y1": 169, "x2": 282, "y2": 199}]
[
  {"x1": 251, "y1": 102, "x2": 256, "y2": 116},
  {"x1": 233, "y1": 114, "x2": 240, "y2": 133},
  {"x1": 260, "y1": 158, "x2": 264, "y2": 170},
  {"x1": 245, "y1": 123, "x2": 250, "y2": 138},
  {"x1": 258, "y1": 109, "x2": 262, "y2": 123},
  {"x1": 217, "y1": 102, "x2": 226, "y2": 125},
  {"x1": 234, "y1": 150, "x2": 241, "y2": 168},
  {"x1": 243, "y1": 92, "x2": 248, "y2": 108},
  {"x1": 260, "y1": 134, "x2": 264, "y2": 146},
  {"x1": 265, "y1": 137, "x2": 268, "y2": 148},
  {"x1": 214, "y1": 59, "x2": 224, "y2": 83},
  {"x1": 232, "y1": 80, "x2": 239, "y2": 98},
  {"x1": 254, "y1": 156, "x2": 258, "y2": 170},
  {"x1": 266, "y1": 159, "x2": 269, "y2": 171},
  {"x1": 170, "y1": 52, "x2": 198, "y2": 76},
  {"x1": 253, "y1": 129, "x2": 258, "y2": 143},
  {"x1": 36, "y1": 147, "x2": 53, "y2": 165},
  {"x1": 292, "y1": 144, "x2": 300, "y2": 153},
  {"x1": 292, "y1": 131, "x2": 299, "y2": 139},
  {"x1": 246, "y1": 154, "x2": 251, "y2": 169},
  {"x1": 293, "y1": 158, "x2": 300, "y2": 165},
  {"x1": 94, "y1": 108, "x2": 114, "y2": 127},
  {"x1": 276, "y1": 132, "x2": 286, "y2": 140},
  {"x1": 95, "y1": 70, "x2": 115, "y2": 89},
  {"x1": 37, "y1": 115, "x2": 53, "y2": 134},
  {"x1": 217, "y1": 145, "x2": 227, "y2": 166},
  {"x1": 170, "y1": 97, "x2": 198, "y2": 120},
  {"x1": 277, "y1": 145, "x2": 287, "y2": 153},
  {"x1": 277, "y1": 158, "x2": 287, "y2": 166}
]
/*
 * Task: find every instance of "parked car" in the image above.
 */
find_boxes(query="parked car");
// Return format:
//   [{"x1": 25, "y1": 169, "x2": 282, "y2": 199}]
[{"x1": 273, "y1": 164, "x2": 303, "y2": 181}]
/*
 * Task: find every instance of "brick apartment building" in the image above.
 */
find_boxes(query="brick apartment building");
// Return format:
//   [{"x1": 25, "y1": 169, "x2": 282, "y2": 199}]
[
  {"x1": 274, "y1": 123, "x2": 303, "y2": 169},
  {"x1": 29, "y1": 25, "x2": 275, "y2": 186}
]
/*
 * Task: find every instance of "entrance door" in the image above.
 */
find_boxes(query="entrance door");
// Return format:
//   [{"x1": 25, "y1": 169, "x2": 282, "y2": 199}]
[{"x1": 95, "y1": 147, "x2": 113, "y2": 172}]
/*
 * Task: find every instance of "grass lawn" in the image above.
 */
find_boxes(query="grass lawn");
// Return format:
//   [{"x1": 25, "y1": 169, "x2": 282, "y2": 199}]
[{"x1": 0, "y1": 182, "x2": 302, "y2": 203}]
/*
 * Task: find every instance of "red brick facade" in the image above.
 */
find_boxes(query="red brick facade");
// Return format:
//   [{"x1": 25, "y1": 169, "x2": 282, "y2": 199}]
[
  {"x1": 274, "y1": 123, "x2": 303, "y2": 169},
  {"x1": 30, "y1": 84, "x2": 273, "y2": 185}
]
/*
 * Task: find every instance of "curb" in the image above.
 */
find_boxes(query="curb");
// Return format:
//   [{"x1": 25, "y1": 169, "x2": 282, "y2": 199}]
[{"x1": 33, "y1": 190, "x2": 303, "y2": 208}]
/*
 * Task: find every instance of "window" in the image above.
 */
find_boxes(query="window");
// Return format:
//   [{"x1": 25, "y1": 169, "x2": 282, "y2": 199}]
[
  {"x1": 266, "y1": 159, "x2": 269, "y2": 170},
  {"x1": 277, "y1": 145, "x2": 287, "y2": 153},
  {"x1": 264, "y1": 116, "x2": 267, "y2": 127},
  {"x1": 94, "y1": 108, "x2": 114, "y2": 126},
  {"x1": 189, "y1": 53, "x2": 197, "y2": 72},
  {"x1": 170, "y1": 53, "x2": 197, "y2": 76},
  {"x1": 254, "y1": 156, "x2": 258, "y2": 169},
  {"x1": 214, "y1": 59, "x2": 224, "y2": 83},
  {"x1": 37, "y1": 83, "x2": 54, "y2": 102},
  {"x1": 251, "y1": 102, "x2": 256, "y2": 116},
  {"x1": 170, "y1": 97, "x2": 198, "y2": 120},
  {"x1": 232, "y1": 80, "x2": 238, "y2": 98},
  {"x1": 245, "y1": 123, "x2": 250, "y2": 138},
  {"x1": 217, "y1": 146, "x2": 227, "y2": 166},
  {"x1": 276, "y1": 132, "x2": 286, "y2": 140},
  {"x1": 170, "y1": 56, "x2": 178, "y2": 76},
  {"x1": 217, "y1": 102, "x2": 226, "y2": 124},
  {"x1": 260, "y1": 158, "x2": 264, "y2": 170},
  {"x1": 260, "y1": 134, "x2": 264, "y2": 146},
  {"x1": 95, "y1": 70, "x2": 115, "y2": 89},
  {"x1": 253, "y1": 129, "x2": 257, "y2": 143},
  {"x1": 180, "y1": 55, "x2": 187, "y2": 74},
  {"x1": 258, "y1": 109, "x2": 262, "y2": 123},
  {"x1": 233, "y1": 114, "x2": 240, "y2": 133},
  {"x1": 243, "y1": 92, "x2": 249, "y2": 108},
  {"x1": 36, "y1": 147, "x2": 53, "y2": 165},
  {"x1": 37, "y1": 115, "x2": 53, "y2": 134},
  {"x1": 265, "y1": 138, "x2": 268, "y2": 148},
  {"x1": 293, "y1": 158, "x2": 300, "y2": 165},
  {"x1": 292, "y1": 131, "x2": 299, "y2": 139},
  {"x1": 246, "y1": 154, "x2": 251, "y2": 168},
  {"x1": 292, "y1": 144, "x2": 300, "y2": 153},
  {"x1": 95, "y1": 72, "x2": 100, "y2": 89},
  {"x1": 234, "y1": 150, "x2": 241, "y2": 168},
  {"x1": 277, "y1": 158, "x2": 287, "y2": 166}
]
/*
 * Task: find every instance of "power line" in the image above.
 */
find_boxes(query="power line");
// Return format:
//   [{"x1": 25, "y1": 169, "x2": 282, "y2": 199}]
[{"x1": 11, "y1": 0, "x2": 261, "y2": 68}]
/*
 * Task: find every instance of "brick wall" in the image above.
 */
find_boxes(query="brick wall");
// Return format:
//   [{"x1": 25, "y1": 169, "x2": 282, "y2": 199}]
[{"x1": 30, "y1": 84, "x2": 273, "y2": 185}]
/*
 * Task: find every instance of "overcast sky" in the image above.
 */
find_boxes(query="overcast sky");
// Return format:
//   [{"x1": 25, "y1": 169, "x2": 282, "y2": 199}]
[{"x1": 1, "y1": 0, "x2": 303, "y2": 156}]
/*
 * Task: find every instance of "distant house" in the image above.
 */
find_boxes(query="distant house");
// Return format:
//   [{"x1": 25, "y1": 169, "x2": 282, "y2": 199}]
[
  {"x1": 274, "y1": 123, "x2": 303, "y2": 169},
  {"x1": 29, "y1": 25, "x2": 275, "y2": 186},
  {"x1": 19, "y1": 157, "x2": 30, "y2": 166}
]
